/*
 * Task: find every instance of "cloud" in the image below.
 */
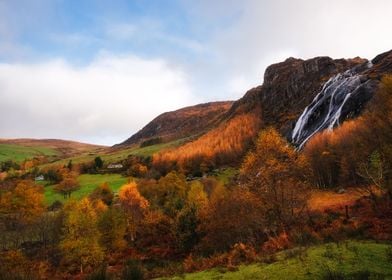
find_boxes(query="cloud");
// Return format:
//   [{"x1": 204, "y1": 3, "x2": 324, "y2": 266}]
[
  {"x1": 183, "y1": 0, "x2": 392, "y2": 98},
  {"x1": 0, "y1": 53, "x2": 198, "y2": 145}
]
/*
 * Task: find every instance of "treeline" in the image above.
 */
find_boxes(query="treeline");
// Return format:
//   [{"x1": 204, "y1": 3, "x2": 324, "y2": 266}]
[{"x1": 153, "y1": 113, "x2": 261, "y2": 176}]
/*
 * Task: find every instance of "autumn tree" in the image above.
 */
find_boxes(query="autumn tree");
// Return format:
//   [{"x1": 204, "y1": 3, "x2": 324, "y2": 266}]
[
  {"x1": 241, "y1": 127, "x2": 310, "y2": 231},
  {"x1": 157, "y1": 171, "x2": 188, "y2": 217},
  {"x1": 89, "y1": 182, "x2": 114, "y2": 206},
  {"x1": 153, "y1": 113, "x2": 260, "y2": 175},
  {"x1": 138, "y1": 210, "x2": 176, "y2": 252},
  {"x1": 198, "y1": 187, "x2": 264, "y2": 254},
  {"x1": 0, "y1": 180, "x2": 44, "y2": 248},
  {"x1": 60, "y1": 198, "x2": 104, "y2": 273},
  {"x1": 118, "y1": 182, "x2": 149, "y2": 242},
  {"x1": 54, "y1": 172, "x2": 80, "y2": 199},
  {"x1": 0, "y1": 180, "x2": 44, "y2": 226},
  {"x1": 98, "y1": 207, "x2": 127, "y2": 251},
  {"x1": 361, "y1": 76, "x2": 392, "y2": 197}
]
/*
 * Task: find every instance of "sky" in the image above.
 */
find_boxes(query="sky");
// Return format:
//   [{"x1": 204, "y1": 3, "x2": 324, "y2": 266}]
[{"x1": 0, "y1": 0, "x2": 391, "y2": 145}]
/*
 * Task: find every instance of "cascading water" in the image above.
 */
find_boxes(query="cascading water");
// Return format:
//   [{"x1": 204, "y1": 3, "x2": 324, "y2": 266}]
[{"x1": 291, "y1": 66, "x2": 375, "y2": 150}]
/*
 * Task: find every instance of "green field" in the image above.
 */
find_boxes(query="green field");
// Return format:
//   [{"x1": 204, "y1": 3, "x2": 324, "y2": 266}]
[
  {"x1": 0, "y1": 144, "x2": 58, "y2": 163},
  {"x1": 43, "y1": 174, "x2": 128, "y2": 205},
  {"x1": 160, "y1": 241, "x2": 392, "y2": 280}
]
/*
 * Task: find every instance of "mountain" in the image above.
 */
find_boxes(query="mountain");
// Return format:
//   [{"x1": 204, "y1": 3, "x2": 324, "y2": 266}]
[
  {"x1": 117, "y1": 50, "x2": 392, "y2": 171},
  {"x1": 0, "y1": 138, "x2": 105, "y2": 157},
  {"x1": 116, "y1": 101, "x2": 233, "y2": 147}
]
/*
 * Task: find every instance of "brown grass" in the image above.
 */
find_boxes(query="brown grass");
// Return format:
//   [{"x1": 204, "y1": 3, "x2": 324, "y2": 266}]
[{"x1": 307, "y1": 188, "x2": 364, "y2": 211}]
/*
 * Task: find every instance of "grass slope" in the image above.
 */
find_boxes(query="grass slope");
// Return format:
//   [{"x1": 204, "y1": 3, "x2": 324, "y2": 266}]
[
  {"x1": 43, "y1": 174, "x2": 128, "y2": 205},
  {"x1": 40, "y1": 138, "x2": 188, "y2": 169},
  {"x1": 0, "y1": 144, "x2": 58, "y2": 163},
  {"x1": 160, "y1": 241, "x2": 392, "y2": 280}
]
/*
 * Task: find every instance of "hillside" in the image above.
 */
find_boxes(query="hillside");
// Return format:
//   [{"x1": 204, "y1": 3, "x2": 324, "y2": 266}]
[
  {"x1": 116, "y1": 101, "x2": 234, "y2": 147},
  {"x1": 114, "y1": 50, "x2": 392, "y2": 176},
  {"x1": 0, "y1": 138, "x2": 105, "y2": 159}
]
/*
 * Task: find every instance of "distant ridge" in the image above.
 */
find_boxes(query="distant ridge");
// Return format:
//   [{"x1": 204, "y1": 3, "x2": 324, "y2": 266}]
[{"x1": 0, "y1": 138, "x2": 105, "y2": 157}]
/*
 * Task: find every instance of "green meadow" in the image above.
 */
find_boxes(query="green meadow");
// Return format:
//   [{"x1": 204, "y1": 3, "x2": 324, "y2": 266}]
[
  {"x1": 159, "y1": 241, "x2": 392, "y2": 280},
  {"x1": 0, "y1": 144, "x2": 58, "y2": 163},
  {"x1": 42, "y1": 174, "x2": 128, "y2": 205}
]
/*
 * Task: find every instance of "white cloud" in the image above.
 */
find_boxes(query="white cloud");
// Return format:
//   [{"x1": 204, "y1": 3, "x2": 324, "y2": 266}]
[
  {"x1": 0, "y1": 53, "x2": 198, "y2": 145},
  {"x1": 186, "y1": 0, "x2": 392, "y2": 100}
]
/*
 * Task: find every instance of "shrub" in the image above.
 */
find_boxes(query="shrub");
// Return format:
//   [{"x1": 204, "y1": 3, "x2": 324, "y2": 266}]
[
  {"x1": 261, "y1": 232, "x2": 291, "y2": 253},
  {"x1": 227, "y1": 243, "x2": 258, "y2": 267}
]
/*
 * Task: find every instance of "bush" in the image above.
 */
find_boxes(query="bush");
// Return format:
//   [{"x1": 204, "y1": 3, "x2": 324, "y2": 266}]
[
  {"x1": 261, "y1": 232, "x2": 291, "y2": 253},
  {"x1": 227, "y1": 243, "x2": 258, "y2": 267}
]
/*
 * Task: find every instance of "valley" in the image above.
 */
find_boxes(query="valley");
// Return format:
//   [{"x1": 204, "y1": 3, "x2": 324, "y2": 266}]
[{"x1": 1, "y1": 49, "x2": 392, "y2": 279}]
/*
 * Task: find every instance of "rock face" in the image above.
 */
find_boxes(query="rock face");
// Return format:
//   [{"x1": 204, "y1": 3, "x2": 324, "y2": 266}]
[
  {"x1": 292, "y1": 49, "x2": 392, "y2": 148},
  {"x1": 225, "y1": 56, "x2": 367, "y2": 137},
  {"x1": 116, "y1": 101, "x2": 233, "y2": 147}
]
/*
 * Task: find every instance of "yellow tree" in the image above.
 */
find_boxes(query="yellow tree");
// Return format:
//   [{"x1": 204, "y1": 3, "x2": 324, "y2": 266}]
[
  {"x1": 60, "y1": 198, "x2": 104, "y2": 274},
  {"x1": 0, "y1": 180, "x2": 44, "y2": 248},
  {"x1": 187, "y1": 181, "x2": 208, "y2": 210},
  {"x1": 98, "y1": 207, "x2": 127, "y2": 252},
  {"x1": 241, "y1": 127, "x2": 310, "y2": 231},
  {"x1": 118, "y1": 182, "x2": 149, "y2": 242},
  {"x1": 0, "y1": 180, "x2": 44, "y2": 226}
]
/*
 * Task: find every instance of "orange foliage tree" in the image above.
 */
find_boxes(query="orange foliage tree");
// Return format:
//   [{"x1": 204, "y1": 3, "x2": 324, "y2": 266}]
[
  {"x1": 241, "y1": 127, "x2": 310, "y2": 230},
  {"x1": 54, "y1": 171, "x2": 80, "y2": 199},
  {"x1": 153, "y1": 113, "x2": 260, "y2": 175},
  {"x1": 118, "y1": 182, "x2": 149, "y2": 242},
  {"x1": 197, "y1": 187, "x2": 264, "y2": 253}
]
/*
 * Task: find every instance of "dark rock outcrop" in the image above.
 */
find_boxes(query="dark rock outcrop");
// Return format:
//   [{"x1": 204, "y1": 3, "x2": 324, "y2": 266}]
[{"x1": 292, "y1": 49, "x2": 392, "y2": 148}]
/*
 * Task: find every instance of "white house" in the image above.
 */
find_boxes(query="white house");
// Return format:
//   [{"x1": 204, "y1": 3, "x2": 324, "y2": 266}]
[
  {"x1": 35, "y1": 175, "x2": 44, "y2": 181},
  {"x1": 107, "y1": 163, "x2": 123, "y2": 169}
]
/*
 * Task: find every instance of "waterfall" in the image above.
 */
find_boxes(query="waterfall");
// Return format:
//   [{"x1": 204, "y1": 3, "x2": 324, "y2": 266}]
[{"x1": 291, "y1": 69, "x2": 366, "y2": 149}]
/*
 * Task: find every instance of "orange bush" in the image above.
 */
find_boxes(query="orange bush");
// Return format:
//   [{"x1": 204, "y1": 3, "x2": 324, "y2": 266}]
[{"x1": 261, "y1": 232, "x2": 291, "y2": 253}]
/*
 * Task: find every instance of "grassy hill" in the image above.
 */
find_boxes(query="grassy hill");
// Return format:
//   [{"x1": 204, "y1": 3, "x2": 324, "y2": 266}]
[
  {"x1": 0, "y1": 138, "x2": 105, "y2": 164},
  {"x1": 0, "y1": 144, "x2": 59, "y2": 163},
  {"x1": 40, "y1": 137, "x2": 189, "y2": 169},
  {"x1": 159, "y1": 241, "x2": 392, "y2": 280}
]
